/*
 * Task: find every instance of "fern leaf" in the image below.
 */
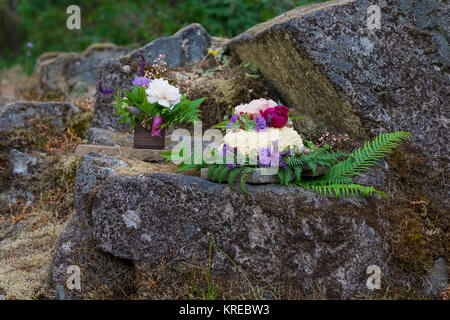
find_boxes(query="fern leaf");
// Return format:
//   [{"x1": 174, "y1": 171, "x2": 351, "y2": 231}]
[
  {"x1": 211, "y1": 164, "x2": 226, "y2": 182},
  {"x1": 282, "y1": 167, "x2": 292, "y2": 186},
  {"x1": 240, "y1": 168, "x2": 254, "y2": 194},
  {"x1": 228, "y1": 167, "x2": 245, "y2": 190},
  {"x1": 301, "y1": 183, "x2": 388, "y2": 200},
  {"x1": 217, "y1": 165, "x2": 230, "y2": 184},
  {"x1": 207, "y1": 164, "x2": 218, "y2": 181},
  {"x1": 319, "y1": 131, "x2": 411, "y2": 184},
  {"x1": 294, "y1": 166, "x2": 302, "y2": 183}
]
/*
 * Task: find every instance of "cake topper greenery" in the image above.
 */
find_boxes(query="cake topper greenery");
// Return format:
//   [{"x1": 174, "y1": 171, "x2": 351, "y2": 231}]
[{"x1": 162, "y1": 98, "x2": 412, "y2": 200}]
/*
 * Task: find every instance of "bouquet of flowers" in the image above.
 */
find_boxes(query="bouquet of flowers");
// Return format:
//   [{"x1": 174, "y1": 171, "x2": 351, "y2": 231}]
[
  {"x1": 163, "y1": 97, "x2": 412, "y2": 200},
  {"x1": 105, "y1": 53, "x2": 205, "y2": 136}
]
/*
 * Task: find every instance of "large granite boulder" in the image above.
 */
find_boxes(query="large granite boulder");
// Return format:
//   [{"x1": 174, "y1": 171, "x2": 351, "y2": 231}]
[
  {"x1": 227, "y1": 0, "x2": 449, "y2": 207},
  {"x1": 92, "y1": 23, "x2": 211, "y2": 131},
  {"x1": 50, "y1": 153, "x2": 401, "y2": 299},
  {"x1": 34, "y1": 43, "x2": 129, "y2": 98}
]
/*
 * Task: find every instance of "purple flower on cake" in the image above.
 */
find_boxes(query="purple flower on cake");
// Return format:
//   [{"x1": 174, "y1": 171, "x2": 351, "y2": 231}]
[
  {"x1": 254, "y1": 115, "x2": 267, "y2": 131},
  {"x1": 226, "y1": 114, "x2": 239, "y2": 129},
  {"x1": 132, "y1": 77, "x2": 151, "y2": 87},
  {"x1": 258, "y1": 146, "x2": 272, "y2": 167}
]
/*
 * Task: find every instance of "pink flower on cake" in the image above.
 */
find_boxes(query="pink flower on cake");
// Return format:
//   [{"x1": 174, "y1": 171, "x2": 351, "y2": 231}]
[
  {"x1": 260, "y1": 105, "x2": 289, "y2": 128},
  {"x1": 234, "y1": 98, "x2": 277, "y2": 118}
]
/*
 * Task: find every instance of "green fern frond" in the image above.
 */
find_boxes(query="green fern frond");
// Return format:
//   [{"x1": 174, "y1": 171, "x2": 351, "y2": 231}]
[
  {"x1": 278, "y1": 167, "x2": 292, "y2": 186},
  {"x1": 318, "y1": 131, "x2": 412, "y2": 184},
  {"x1": 277, "y1": 169, "x2": 284, "y2": 185},
  {"x1": 217, "y1": 165, "x2": 230, "y2": 184},
  {"x1": 207, "y1": 164, "x2": 218, "y2": 181},
  {"x1": 306, "y1": 162, "x2": 317, "y2": 176},
  {"x1": 299, "y1": 183, "x2": 388, "y2": 200},
  {"x1": 211, "y1": 164, "x2": 226, "y2": 182},
  {"x1": 228, "y1": 167, "x2": 245, "y2": 190},
  {"x1": 294, "y1": 166, "x2": 302, "y2": 183},
  {"x1": 239, "y1": 167, "x2": 254, "y2": 194}
]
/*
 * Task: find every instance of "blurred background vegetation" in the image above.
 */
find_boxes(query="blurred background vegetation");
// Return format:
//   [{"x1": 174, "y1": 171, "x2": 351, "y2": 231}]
[{"x1": 0, "y1": 0, "x2": 326, "y2": 71}]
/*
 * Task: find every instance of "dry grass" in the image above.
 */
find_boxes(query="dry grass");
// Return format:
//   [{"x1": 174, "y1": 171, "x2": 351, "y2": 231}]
[
  {"x1": 0, "y1": 212, "x2": 64, "y2": 300},
  {"x1": 0, "y1": 66, "x2": 65, "y2": 103}
]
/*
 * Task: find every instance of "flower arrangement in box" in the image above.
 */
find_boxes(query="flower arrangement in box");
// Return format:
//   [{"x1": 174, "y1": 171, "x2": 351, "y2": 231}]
[
  {"x1": 162, "y1": 98, "x2": 412, "y2": 200},
  {"x1": 100, "y1": 53, "x2": 205, "y2": 149}
]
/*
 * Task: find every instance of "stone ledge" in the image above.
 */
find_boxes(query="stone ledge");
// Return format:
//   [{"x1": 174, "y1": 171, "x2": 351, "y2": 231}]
[{"x1": 74, "y1": 144, "x2": 165, "y2": 161}]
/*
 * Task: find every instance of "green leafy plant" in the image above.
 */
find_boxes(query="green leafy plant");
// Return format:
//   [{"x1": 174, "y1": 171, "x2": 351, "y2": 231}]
[{"x1": 112, "y1": 84, "x2": 205, "y2": 130}]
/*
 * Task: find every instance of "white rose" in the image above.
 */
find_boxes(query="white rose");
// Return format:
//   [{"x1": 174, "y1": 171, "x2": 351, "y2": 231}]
[{"x1": 145, "y1": 78, "x2": 181, "y2": 109}]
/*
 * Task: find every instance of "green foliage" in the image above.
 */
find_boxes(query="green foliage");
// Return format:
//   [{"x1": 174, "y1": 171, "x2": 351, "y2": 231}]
[
  {"x1": 112, "y1": 85, "x2": 204, "y2": 130},
  {"x1": 0, "y1": 0, "x2": 329, "y2": 69},
  {"x1": 161, "y1": 131, "x2": 412, "y2": 201},
  {"x1": 297, "y1": 184, "x2": 388, "y2": 201},
  {"x1": 205, "y1": 164, "x2": 253, "y2": 194},
  {"x1": 314, "y1": 131, "x2": 413, "y2": 185},
  {"x1": 192, "y1": 235, "x2": 220, "y2": 300},
  {"x1": 287, "y1": 131, "x2": 412, "y2": 200},
  {"x1": 286, "y1": 144, "x2": 348, "y2": 172}
]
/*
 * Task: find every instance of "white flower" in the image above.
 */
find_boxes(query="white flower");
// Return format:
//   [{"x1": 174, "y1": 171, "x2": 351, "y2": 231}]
[
  {"x1": 223, "y1": 127, "x2": 304, "y2": 156},
  {"x1": 145, "y1": 78, "x2": 181, "y2": 108}
]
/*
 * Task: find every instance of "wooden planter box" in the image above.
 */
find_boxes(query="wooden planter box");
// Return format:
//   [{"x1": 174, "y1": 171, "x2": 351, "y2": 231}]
[{"x1": 133, "y1": 124, "x2": 165, "y2": 150}]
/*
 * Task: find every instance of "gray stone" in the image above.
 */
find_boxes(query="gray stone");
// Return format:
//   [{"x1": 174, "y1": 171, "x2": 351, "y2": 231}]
[
  {"x1": 0, "y1": 101, "x2": 80, "y2": 131},
  {"x1": 227, "y1": 0, "x2": 449, "y2": 207},
  {"x1": 62, "y1": 154, "x2": 393, "y2": 298},
  {"x1": 92, "y1": 24, "x2": 210, "y2": 130},
  {"x1": 8, "y1": 149, "x2": 37, "y2": 176},
  {"x1": 34, "y1": 43, "x2": 129, "y2": 97},
  {"x1": 51, "y1": 211, "x2": 134, "y2": 300},
  {"x1": 51, "y1": 154, "x2": 132, "y2": 299},
  {"x1": 138, "y1": 23, "x2": 211, "y2": 68},
  {"x1": 424, "y1": 257, "x2": 448, "y2": 296},
  {"x1": 86, "y1": 127, "x2": 116, "y2": 146}
]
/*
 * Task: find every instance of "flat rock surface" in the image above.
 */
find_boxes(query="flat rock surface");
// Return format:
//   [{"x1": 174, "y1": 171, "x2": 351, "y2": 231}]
[{"x1": 74, "y1": 144, "x2": 165, "y2": 161}]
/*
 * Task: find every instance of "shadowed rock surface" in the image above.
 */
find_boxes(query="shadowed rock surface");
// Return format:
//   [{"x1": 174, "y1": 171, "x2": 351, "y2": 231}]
[
  {"x1": 92, "y1": 24, "x2": 211, "y2": 131},
  {"x1": 227, "y1": 0, "x2": 449, "y2": 208}
]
